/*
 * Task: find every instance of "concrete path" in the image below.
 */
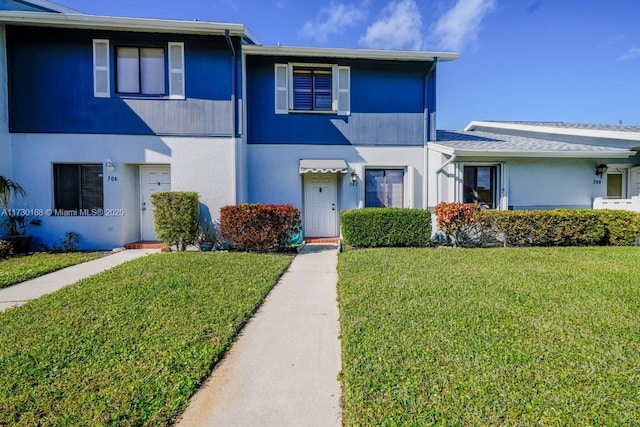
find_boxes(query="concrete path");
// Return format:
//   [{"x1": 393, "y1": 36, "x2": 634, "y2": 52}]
[
  {"x1": 0, "y1": 249, "x2": 158, "y2": 312},
  {"x1": 177, "y1": 244, "x2": 342, "y2": 427}
]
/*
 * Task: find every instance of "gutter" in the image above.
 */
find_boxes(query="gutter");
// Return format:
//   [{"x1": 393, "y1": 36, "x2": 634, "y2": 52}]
[
  {"x1": 225, "y1": 29, "x2": 237, "y2": 138},
  {"x1": 434, "y1": 153, "x2": 456, "y2": 205},
  {"x1": 423, "y1": 58, "x2": 437, "y2": 210}
]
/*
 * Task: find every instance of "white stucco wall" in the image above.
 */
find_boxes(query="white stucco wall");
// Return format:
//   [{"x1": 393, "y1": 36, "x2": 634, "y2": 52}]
[
  {"x1": 10, "y1": 134, "x2": 238, "y2": 249},
  {"x1": 427, "y1": 153, "x2": 633, "y2": 210},
  {"x1": 0, "y1": 24, "x2": 11, "y2": 178},
  {"x1": 247, "y1": 144, "x2": 425, "y2": 215}
]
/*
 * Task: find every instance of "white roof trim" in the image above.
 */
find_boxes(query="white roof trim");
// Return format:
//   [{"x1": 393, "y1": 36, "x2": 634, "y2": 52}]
[
  {"x1": 299, "y1": 159, "x2": 348, "y2": 174},
  {"x1": 244, "y1": 44, "x2": 459, "y2": 62},
  {"x1": 0, "y1": 11, "x2": 259, "y2": 42},
  {"x1": 428, "y1": 143, "x2": 633, "y2": 159},
  {"x1": 464, "y1": 120, "x2": 640, "y2": 142}
]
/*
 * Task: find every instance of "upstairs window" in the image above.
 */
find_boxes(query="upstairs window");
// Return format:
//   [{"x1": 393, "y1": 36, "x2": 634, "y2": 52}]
[
  {"x1": 116, "y1": 47, "x2": 165, "y2": 95},
  {"x1": 293, "y1": 68, "x2": 332, "y2": 111},
  {"x1": 274, "y1": 63, "x2": 350, "y2": 115},
  {"x1": 93, "y1": 40, "x2": 185, "y2": 99}
]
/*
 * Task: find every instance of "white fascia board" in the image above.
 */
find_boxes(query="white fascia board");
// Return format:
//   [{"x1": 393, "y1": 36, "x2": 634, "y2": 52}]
[
  {"x1": 427, "y1": 143, "x2": 456, "y2": 155},
  {"x1": 464, "y1": 120, "x2": 640, "y2": 142},
  {"x1": 445, "y1": 148, "x2": 634, "y2": 159},
  {"x1": 243, "y1": 44, "x2": 459, "y2": 62},
  {"x1": 0, "y1": 11, "x2": 259, "y2": 42}
]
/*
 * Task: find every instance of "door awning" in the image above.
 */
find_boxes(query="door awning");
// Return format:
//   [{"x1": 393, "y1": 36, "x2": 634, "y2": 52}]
[{"x1": 299, "y1": 159, "x2": 348, "y2": 174}]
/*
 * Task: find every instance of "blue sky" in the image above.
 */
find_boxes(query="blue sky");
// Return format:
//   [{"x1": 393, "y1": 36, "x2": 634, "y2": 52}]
[{"x1": 56, "y1": 0, "x2": 640, "y2": 130}]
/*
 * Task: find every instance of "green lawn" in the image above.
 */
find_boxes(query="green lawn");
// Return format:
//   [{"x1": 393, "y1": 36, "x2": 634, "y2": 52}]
[
  {"x1": 0, "y1": 252, "x2": 292, "y2": 426},
  {"x1": 338, "y1": 247, "x2": 640, "y2": 425},
  {"x1": 0, "y1": 252, "x2": 105, "y2": 289}
]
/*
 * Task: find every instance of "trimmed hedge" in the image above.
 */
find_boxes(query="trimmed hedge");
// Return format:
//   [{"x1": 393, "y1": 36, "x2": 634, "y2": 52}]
[
  {"x1": 341, "y1": 208, "x2": 431, "y2": 248},
  {"x1": 599, "y1": 210, "x2": 640, "y2": 246},
  {"x1": 220, "y1": 204, "x2": 301, "y2": 252},
  {"x1": 150, "y1": 191, "x2": 199, "y2": 251}
]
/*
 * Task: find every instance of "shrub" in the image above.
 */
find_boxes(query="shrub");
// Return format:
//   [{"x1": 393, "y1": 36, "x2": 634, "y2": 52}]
[
  {"x1": 484, "y1": 210, "x2": 607, "y2": 247},
  {"x1": 434, "y1": 202, "x2": 493, "y2": 247},
  {"x1": 0, "y1": 239, "x2": 13, "y2": 259},
  {"x1": 598, "y1": 210, "x2": 640, "y2": 246},
  {"x1": 340, "y1": 208, "x2": 431, "y2": 248},
  {"x1": 220, "y1": 204, "x2": 301, "y2": 252},
  {"x1": 150, "y1": 192, "x2": 199, "y2": 251}
]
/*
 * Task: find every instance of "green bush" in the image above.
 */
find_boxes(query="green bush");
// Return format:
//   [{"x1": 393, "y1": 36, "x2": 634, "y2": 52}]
[
  {"x1": 480, "y1": 209, "x2": 640, "y2": 247},
  {"x1": 0, "y1": 239, "x2": 13, "y2": 259},
  {"x1": 341, "y1": 208, "x2": 431, "y2": 248},
  {"x1": 598, "y1": 210, "x2": 640, "y2": 245},
  {"x1": 150, "y1": 192, "x2": 199, "y2": 251}
]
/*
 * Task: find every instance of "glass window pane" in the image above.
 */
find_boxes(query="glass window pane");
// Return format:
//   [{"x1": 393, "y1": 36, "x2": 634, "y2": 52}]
[
  {"x1": 140, "y1": 48, "x2": 165, "y2": 95},
  {"x1": 365, "y1": 170, "x2": 384, "y2": 207},
  {"x1": 116, "y1": 47, "x2": 140, "y2": 93},
  {"x1": 463, "y1": 165, "x2": 497, "y2": 208},
  {"x1": 54, "y1": 164, "x2": 80, "y2": 210},
  {"x1": 293, "y1": 74, "x2": 312, "y2": 110},
  {"x1": 80, "y1": 165, "x2": 104, "y2": 211},
  {"x1": 385, "y1": 170, "x2": 404, "y2": 208},
  {"x1": 607, "y1": 174, "x2": 623, "y2": 198},
  {"x1": 314, "y1": 75, "x2": 332, "y2": 110}
]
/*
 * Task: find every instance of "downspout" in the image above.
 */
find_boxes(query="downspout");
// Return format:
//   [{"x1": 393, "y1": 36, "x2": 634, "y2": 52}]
[
  {"x1": 423, "y1": 58, "x2": 437, "y2": 210},
  {"x1": 225, "y1": 30, "x2": 239, "y2": 203},
  {"x1": 435, "y1": 153, "x2": 456, "y2": 205}
]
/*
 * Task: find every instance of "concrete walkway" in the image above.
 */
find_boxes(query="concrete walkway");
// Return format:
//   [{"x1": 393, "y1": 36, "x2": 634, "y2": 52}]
[
  {"x1": 177, "y1": 244, "x2": 342, "y2": 427},
  {"x1": 0, "y1": 249, "x2": 158, "y2": 312}
]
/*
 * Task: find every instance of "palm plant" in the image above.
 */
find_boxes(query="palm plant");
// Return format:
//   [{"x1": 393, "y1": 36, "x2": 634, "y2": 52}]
[{"x1": 0, "y1": 175, "x2": 27, "y2": 236}]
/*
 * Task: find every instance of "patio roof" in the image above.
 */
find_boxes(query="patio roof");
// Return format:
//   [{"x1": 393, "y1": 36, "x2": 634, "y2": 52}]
[{"x1": 432, "y1": 130, "x2": 635, "y2": 158}]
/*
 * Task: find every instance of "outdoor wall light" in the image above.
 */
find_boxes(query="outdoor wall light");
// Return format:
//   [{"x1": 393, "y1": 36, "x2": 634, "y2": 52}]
[
  {"x1": 105, "y1": 158, "x2": 115, "y2": 172},
  {"x1": 350, "y1": 170, "x2": 359, "y2": 186},
  {"x1": 595, "y1": 163, "x2": 608, "y2": 178}
]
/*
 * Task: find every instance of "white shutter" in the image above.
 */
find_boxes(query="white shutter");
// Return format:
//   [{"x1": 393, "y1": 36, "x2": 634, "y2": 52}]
[
  {"x1": 168, "y1": 42, "x2": 185, "y2": 99},
  {"x1": 336, "y1": 65, "x2": 350, "y2": 115},
  {"x1": 93, "y1": 39, "x2": 110, "y2": 98},
  {"x1": 274, "y1": 63, "x2": 288, "y2": 114}
]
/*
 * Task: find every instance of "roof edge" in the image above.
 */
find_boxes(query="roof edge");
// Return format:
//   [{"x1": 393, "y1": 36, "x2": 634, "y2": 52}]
[
  {"x1": 243, "y1": 44, "x2": 459, "y2": 62},
  {"x1": 464, "y1": 120, "x2": 640, "y2": 142},
  {"x1": 0, "y1": 11, "x2": 259, "y2": 42}
]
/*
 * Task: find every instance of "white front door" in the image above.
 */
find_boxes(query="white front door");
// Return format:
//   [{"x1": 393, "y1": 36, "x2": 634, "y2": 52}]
[
  {"x1": 140, "y1": 165, "x2": 171, "y2": 241},
  {"x1": 304, "y1": 173, "x2": 338, "y2": 237}
]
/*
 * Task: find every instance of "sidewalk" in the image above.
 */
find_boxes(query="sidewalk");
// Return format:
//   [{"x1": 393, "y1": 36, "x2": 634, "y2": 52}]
[
  {"x1": 177, "y1": 243, "x2": 342, "y2": 427},
  {"x1": 0, "y1": 249, "x2": 158, "y2": 312}
]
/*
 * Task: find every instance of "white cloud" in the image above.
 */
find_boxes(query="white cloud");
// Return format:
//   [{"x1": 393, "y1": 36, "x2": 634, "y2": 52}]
[
  {"x1": 430, "y1": 0, "x2": 495, "y2": 51},
  {"x1": 300, "y1": 2, "x2": 368, "y2": 44},
  {"x1": 359, "y1": 0, "x2": 423, "y2": 50},
  {"x1": 618, "y1": 47, "x2": 640, "y2": 61}
]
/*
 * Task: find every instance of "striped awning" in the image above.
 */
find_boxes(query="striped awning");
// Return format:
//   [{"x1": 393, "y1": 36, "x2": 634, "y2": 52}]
[{"x1": 299, "y1": 159, "x2": 348, "y2": 174}]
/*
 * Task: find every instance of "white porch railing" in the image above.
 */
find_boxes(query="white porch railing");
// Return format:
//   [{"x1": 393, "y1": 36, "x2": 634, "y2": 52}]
[{"x1": 593, "y1": 196, "x2": 640, "y2": 212}]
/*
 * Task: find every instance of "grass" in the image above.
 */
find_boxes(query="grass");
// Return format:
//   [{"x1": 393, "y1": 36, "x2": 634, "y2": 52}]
[
  {"x1": 338, "y1": 247, "x2": 640, "y2": 425},
  {"x1": 0, "y1": 252, "x2": 105, "y2": 289},
  {"x1": 0, "y1": 251, "x2": 292, "y2": 426}
]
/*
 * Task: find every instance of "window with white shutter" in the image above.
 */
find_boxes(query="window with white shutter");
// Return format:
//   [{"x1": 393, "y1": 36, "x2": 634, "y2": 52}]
[
  {"x1": 93, "y1": 39, "x2": 110, "y2": 98},
  {"x1": 274, "y1": 63, "x2": 288, "y2": 114},
  {"x1": 168, "y1": 42, "x2": 185, "y2": 99},
  {"x1": 336, "y1": 66, "x2": 350, "y2": 116}
]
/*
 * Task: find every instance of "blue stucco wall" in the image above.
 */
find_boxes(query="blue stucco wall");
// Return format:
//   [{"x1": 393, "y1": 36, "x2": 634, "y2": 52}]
[
  {"x1": 246, "y1": 56, "x2": 431, "y2": 145},
  {"x1": 7, "y1": 26, "x2": 241, "y2": 136}
]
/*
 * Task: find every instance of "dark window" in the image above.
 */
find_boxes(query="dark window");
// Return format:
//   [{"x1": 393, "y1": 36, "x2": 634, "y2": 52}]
[
  {"x1": 463, "y1": 166, "x2": 497, "y2": 208},
  {"x1": 293, "y1": 68, "x2": 332, "y2": 111},
  {"x1": 54, "y1": 164, "x2": 104, "y2": 214},
  {"x1": 365, "y1": 169, "x2": 404, "y2": 208},
  {"x1": 115, "y1": 46, "x2": 166, "y2": 95}
]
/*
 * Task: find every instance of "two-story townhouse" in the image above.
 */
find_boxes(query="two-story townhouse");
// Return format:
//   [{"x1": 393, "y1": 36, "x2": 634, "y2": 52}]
[
  {"x1": 0, "y1": 1, "x2": 257, "y2": 249},
  {"x1": 243, "y1": 45, "x2": 457, "y2": 238}
]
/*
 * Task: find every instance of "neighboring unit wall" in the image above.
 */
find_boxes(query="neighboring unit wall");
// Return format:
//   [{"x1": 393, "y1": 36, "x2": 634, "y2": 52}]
[
  {"x1": 6, "y1": 26, "x2": 239, "y2": 136},
  {"x1": 11, "y1": 134, "x2": 237, "y2": 249},
  {"x1": 0, "y1": 24, "x2": 10, "y2": 177},
  {"x1": 246, "y1": 55, "x2": 429, "y2": 145}
]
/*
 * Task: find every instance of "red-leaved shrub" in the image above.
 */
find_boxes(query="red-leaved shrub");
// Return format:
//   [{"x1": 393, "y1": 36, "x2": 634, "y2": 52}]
[
  {"x1": 220, "y1": 204, "x2": 302, "y2": 252},
  {"x1": 434, "y1": 202, "x2": 488, "y2": 247}
]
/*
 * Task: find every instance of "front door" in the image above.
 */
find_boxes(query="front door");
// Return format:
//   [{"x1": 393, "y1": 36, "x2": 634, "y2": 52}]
[
  {"x1": 140, "y1": 165, "x2": 171, "y2": 241},
  {"x1": 304, "y1": 173, "x2": 338, "y2": 237}
]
